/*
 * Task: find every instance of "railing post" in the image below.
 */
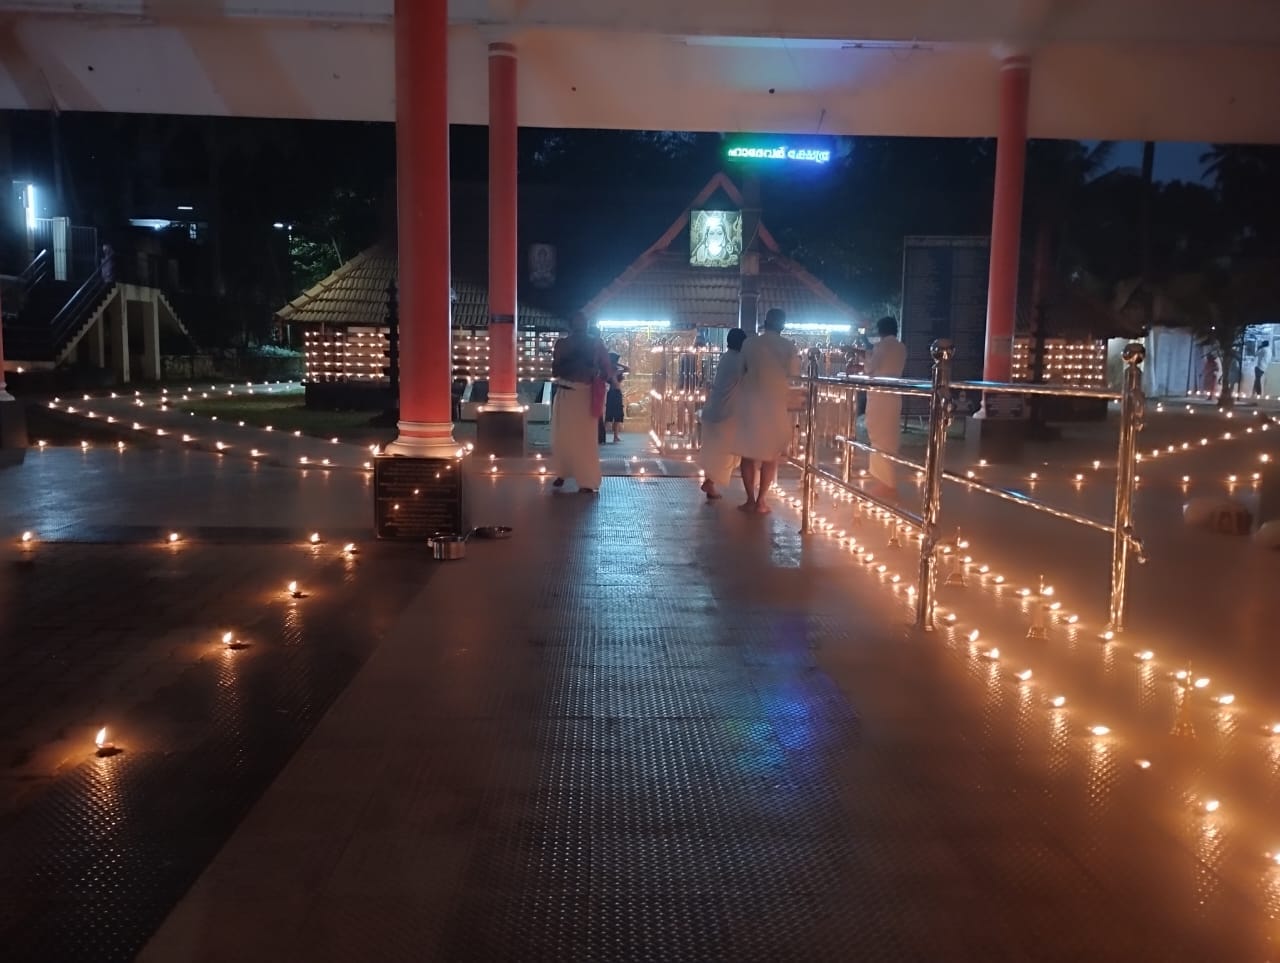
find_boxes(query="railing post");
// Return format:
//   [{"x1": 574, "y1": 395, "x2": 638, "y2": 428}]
[
  {"x1": 841, "y1": 387, "x2": 855, "y2": 484},
  {"x1": 800, "y1": 351, "x2": 819, "y2": 535},
  {"x1": 1108, "y1": 342, "x2": 1146, "y2": 633},
  {"x1": 915, "y1": 339, "x2": 954, "y2": 629}
]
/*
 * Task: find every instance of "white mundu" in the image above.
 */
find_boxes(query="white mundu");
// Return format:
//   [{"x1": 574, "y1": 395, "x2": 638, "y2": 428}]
[
  {"x1": 864, "y1": 334, "x2": 908, "y2": 488},
  {"x1": 699, "y1": 348, "x2": 746, "y2": 486},
  {"x1": 736, "y1": 330, "x2": 799, "y2": 461}
]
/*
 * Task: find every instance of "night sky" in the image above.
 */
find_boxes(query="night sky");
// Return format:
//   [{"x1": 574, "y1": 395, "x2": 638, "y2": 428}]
[{"x1": 1094, "y1": 140, "x2": 1210, "y2": 183}]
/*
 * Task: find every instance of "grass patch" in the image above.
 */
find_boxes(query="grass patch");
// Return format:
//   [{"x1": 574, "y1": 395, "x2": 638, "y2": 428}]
[{"x1": 181, "y1": 394, "x2": 392, "y2": 441}]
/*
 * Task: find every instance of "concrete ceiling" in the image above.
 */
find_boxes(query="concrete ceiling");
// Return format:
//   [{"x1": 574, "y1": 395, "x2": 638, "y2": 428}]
[{"x1": 0, "y1": 1, "x2": 1278, "y2": 142}]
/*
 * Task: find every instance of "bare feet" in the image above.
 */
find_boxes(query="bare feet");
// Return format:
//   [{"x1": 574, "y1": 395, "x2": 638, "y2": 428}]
[
  {"x1": 737, "y1": 500, "x2": 756, "y2": 512},
  {"x1": 753, "y1": 500, "x2": 773, "y2": 514},
  {"x1": 701, "y1": 479, "x2": 722, "y2": 500}
]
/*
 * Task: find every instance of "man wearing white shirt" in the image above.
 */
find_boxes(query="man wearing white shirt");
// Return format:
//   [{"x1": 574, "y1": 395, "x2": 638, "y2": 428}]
[
  {"x1": 864, "y1": 316, "x2": 908, "y2": 502},
  {"x1": 1254, "y1": 340, "x2": 1271, "y2": 398}
]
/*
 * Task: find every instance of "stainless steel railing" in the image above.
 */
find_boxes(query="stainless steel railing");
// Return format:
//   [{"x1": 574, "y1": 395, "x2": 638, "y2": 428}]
[{"x1": 795, "y1": 339, "x2": 1147, "y2": 633}]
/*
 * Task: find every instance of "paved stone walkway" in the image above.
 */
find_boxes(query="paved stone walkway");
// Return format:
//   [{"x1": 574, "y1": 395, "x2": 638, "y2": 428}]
[
  {"x1": 1, "y1": 398, "x2": 1278, "y2": 961},
  {"x1": 137, "y1": 473, "x2": 1278, "y2": 962}
]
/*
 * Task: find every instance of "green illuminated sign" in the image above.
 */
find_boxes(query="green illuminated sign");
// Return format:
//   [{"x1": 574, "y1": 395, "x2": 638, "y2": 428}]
[{"x1": 726, "y1": 144, "x2": 831, "y2": 164}]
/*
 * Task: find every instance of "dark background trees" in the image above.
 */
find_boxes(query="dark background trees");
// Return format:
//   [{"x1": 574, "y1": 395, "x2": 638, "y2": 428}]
[{"x1": 2, "y1": 109, "x2": 1278, "y2": 366}]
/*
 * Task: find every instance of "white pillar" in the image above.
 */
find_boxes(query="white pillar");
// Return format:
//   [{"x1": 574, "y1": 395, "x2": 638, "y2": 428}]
[
  {"x1": 108, "y1": 292, "x2": 129, "y2": 384},
  {"x1": 83, "y1": 314, "x2": 106, "y2": 369},
  {"x1": 142, "y1": 293, "x2": 162, "y2": 382}
]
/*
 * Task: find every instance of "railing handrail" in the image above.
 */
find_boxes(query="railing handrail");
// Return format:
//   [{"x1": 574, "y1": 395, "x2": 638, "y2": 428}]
[
  {"x1": 814, "y1": 373, "x2": 936, "y2": 397},
  {"x1": 797, "y1": 339, "x2": 1147, "y2": 634},
  {"x1": 17, "y1": 249, "x2": 50, "y2": 291},
  {"x1": 949, "y1": 378, "x2": 1122, "y2": 401},
  {"x1": 48, "y1": 266, "x2": 109, "y2": 351},
  {"x1": 829, "y1": 432, "x2": 1119, "y2": 536},
  {"x1": 816, "y1": 371, "x2": 1122, "y2": 403}
]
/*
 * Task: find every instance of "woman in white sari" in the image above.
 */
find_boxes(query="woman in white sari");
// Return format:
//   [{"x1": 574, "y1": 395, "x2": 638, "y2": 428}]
[
  {"x1": 698, "y1": 328, "x2": 748, "y2": 500},
  {"x1": 735, "y1": 308, "x2": 799, "y2": 513}
]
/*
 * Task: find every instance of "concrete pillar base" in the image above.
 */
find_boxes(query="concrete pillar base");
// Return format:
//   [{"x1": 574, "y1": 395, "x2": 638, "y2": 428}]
[
  {"x1": 385, "y1": 420, "x2": 460, "y2": 458},
  {"x1": 963, "y1": 415, "x2": 1025, "y2": 465},
  {"x1": 0, "y1": 399, "x2": 29, "y2": 468},
  {"x1": 373, "y1": 454, "x2": 468, "y2": 539},
  {"x1": 1259, "y1": 469, "x2": 1280, "y2": 525},
  {"x1": 475, "y1": 409, "x2": 526, "y2": 457}
]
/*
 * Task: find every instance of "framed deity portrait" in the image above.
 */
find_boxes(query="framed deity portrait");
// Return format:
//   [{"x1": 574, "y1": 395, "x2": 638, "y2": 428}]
[{"x1": 689, "y1": 210, "x2": 743, "y2": 268}]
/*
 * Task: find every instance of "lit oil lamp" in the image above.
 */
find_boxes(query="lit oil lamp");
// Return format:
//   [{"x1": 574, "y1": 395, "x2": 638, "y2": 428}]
[
  {"x1": 95, "y1": 727, "x2": 121, "y2": 757},
  {"x1": 222, "y1": 631, "x2": 248, "y2": 651},
  {"x1": 288, "y1": 580, "x2": 305, "y2": 599}
]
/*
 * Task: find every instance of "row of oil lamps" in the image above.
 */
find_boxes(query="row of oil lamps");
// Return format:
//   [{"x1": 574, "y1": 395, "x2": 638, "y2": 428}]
[
  {"x1": 816, "y1": 401, "x2": 1275, "y2": 494},
  {"x1": 81, "y1": 533, "x2": 360, "y2": 758},
  {"x1": 779, "y1": 474, "x2": 1279, "y2": 843}
]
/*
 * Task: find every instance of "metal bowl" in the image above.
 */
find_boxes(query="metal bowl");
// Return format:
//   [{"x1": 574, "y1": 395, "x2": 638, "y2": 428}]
[
  {"x1": 428, "y1": 535, "x2": 468, "y2": 560},
  {"x1": 471, "y1": 526, "x2": 514, "y2": 540}
]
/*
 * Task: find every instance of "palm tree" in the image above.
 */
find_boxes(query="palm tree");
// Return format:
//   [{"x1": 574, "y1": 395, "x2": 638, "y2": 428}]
[
  {"x1": 1202, "y1": 144, "x2": 1280, "y2": 256},
  {"x1": 1019, "y1": 141, "x2": 1118, "y2": 431}
]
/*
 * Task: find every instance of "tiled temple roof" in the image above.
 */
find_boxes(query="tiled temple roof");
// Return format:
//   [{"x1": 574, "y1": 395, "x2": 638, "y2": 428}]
[
  {"x1": 583, "y1": 172, "x2": 858, "y2": 329},
  {"x1": 276, "y1": 244, "x2": 563, "y2": 329}
]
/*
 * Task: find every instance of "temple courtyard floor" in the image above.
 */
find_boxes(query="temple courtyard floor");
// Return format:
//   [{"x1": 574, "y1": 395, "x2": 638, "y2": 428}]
[{"x1": 1, "y1": 383, "x2": 1279, "y2": 961}]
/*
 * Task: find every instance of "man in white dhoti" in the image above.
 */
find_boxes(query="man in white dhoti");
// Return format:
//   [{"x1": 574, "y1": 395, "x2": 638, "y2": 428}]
[
  {"x1": 736, "y1": 308, "x2": 800, "y2": 514},
  {"x1": 698, "y1": 328, "x2": 747, "y2": 500},
  {"x1": 864, "y1": 316, "x2": 908, "y2": 502},
  {"x1": 550, "y1": 312, "x2": 616, "y2": 493}
]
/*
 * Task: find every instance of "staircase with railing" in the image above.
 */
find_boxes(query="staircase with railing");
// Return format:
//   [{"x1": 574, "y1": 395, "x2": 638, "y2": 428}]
[
  {"x1": 3, "y1": 261, "x2": 114, "y2": 364},
  {"x1": 45, "y1": 267, "x2": 115, "y2": 363},
  {"x1": 3, "y1": 243, "x2": 202, "y2": 375}
]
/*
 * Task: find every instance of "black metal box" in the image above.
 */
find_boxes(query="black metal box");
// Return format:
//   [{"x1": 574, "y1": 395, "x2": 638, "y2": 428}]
[{"x1": 373, "y1": 455, "x2": 467, "y2": 539}]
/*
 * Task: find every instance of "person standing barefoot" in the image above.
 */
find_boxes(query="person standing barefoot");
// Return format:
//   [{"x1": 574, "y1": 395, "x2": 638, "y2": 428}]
[
  {"x1": 698, "y1": 328, "x2": 747, "y2": 500},
  {"x1": 734, "y1": 308, "x2": 799, "y2": 513},
  {"x1": 550, "y1": 312, "x2": 616, "y2": 493}
]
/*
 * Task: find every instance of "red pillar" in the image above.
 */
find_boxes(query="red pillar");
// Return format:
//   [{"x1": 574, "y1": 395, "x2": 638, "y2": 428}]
[
  {"x1": 387, "y1": 0, "x2": 457, "y2": 456},
  {"x1": 982, "y1": 55, "x2": 1031, "y2": 384},
  {"x1": 487, "y1": 42, "x2": 519, "y2": 409}
]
